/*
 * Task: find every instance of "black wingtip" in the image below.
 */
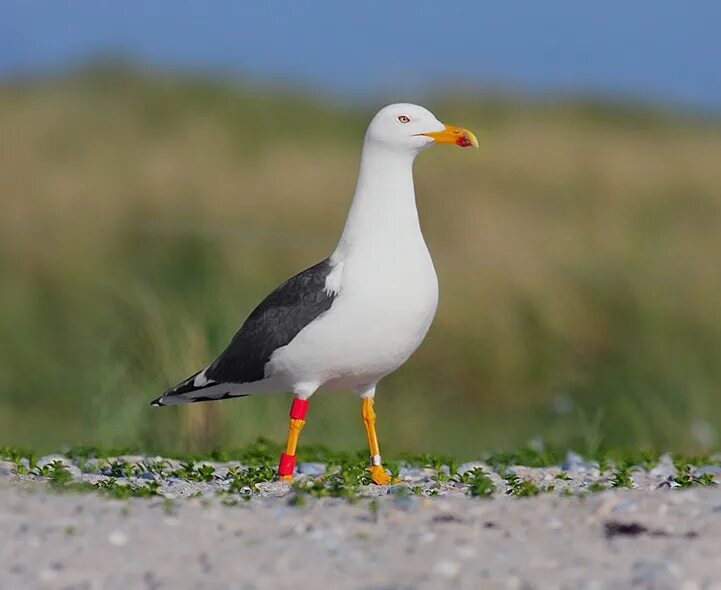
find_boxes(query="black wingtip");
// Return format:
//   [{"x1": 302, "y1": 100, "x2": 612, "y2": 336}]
[{"x1": 149, "y1": 397, "x2": 164, "y2": 407}]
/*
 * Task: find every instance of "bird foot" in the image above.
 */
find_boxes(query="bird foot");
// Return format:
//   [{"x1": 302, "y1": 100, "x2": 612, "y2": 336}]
[{"x1": 369, "y1": 465, "x2": 392, "y2": 485}]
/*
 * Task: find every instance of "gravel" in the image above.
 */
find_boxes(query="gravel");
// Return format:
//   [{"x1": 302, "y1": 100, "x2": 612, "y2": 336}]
[{"x1": 1, "y1": 454, "x2": 720, "y2": 589}]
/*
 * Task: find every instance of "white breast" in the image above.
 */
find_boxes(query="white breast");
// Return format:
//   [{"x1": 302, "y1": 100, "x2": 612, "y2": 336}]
[{"x1": 267, "y1": 244, "x2": 438, "y2": 393}]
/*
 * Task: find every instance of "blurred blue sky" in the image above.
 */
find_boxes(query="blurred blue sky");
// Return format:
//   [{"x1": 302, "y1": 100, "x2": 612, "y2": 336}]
[{"x1": 2, "y1": 1, "x2": 720, "y2": 110}]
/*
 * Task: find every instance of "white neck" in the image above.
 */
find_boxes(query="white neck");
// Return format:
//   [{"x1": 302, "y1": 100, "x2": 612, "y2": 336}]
[{"x1": 334, "y1": 140, "x2": 422, "y2": 258}]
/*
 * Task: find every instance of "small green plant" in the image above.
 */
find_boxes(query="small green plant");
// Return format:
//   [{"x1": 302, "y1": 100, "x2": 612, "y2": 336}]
[
  {"x1": 137, "y1": 459, "x2": 169, "y2": 476},
  {"x1": 106, "y1": 460, "x2": 136, "y2": 479},
  {"x1": 196, "y1": 464, "x2": 216, "y2": 482},
  {"x1": 555, "y1": 471, "x2": 571, "y2": 481},
  {"x1": 695, "y1": 473, "x2": 716, "y2": 487},
  {"x1": 169, "y1": 460, "x2": 217, "y2": 482},
  {"x1": 610, "y1": 463, "x2": 633, "y2": 489},
  {"x1": 47, "y1": 461, "x2": 74, "y2": 488},
  {"x1": 290, "y1": 478, "x2": 329, "y2": 500},
  {"x1": 1, "y1": 447, "x2": 37, "y2": 475},
  {"x1": 94, "y1": 478, "x2": 161, "y2": 499},
  {"x1": 410, "y1": 453, "x2": 455, "y2": 482},
  {"x1": 224, "y1": 465, "x2": 275, "y2": 495},
  {"x1": 386, "y1": 461, "x2": 401, "y2": 480},
  {"x1": 31, "y1": 464, "x2": 53, "y2": 477},
  {"x1": 321, "y1": 462, "x2": 371, "y2": 500},
  {"x1": 466, "y1": 468, "x2": 496, "y2": 497},
  {"x1": 504, "y1": 473, "x2": 540, "y2": 497},
  {"x1": 673, "y1": 465, "x2": 718, "y2": 488}
]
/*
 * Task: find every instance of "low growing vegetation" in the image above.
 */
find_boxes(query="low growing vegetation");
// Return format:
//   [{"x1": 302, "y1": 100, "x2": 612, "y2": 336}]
[{"x1": 2, "y1": 441, "x2": 718, "y2": 503}]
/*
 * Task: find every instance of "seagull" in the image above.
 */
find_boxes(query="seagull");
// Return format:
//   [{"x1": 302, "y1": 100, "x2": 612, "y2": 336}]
[{"x1": 151, "y1": 104, "x2": 477, "y2": 484}]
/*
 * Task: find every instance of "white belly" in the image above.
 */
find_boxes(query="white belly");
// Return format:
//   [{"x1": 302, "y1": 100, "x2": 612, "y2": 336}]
[{"x1": 267, "y1": 246, "x2": 438, "y2": 394}]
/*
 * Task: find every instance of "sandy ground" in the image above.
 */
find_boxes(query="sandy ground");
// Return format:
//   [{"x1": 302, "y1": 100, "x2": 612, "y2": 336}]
[{"x1": 1, "y1": 479, "x2": 721, "y2": 590}]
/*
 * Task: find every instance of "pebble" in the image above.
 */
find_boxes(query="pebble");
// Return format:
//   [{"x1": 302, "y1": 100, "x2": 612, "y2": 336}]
[
  {"x1": 111, "y1": 477, "x2": 134, "y2": 487},
  {"x1": 296, "y1": 462, "x2": 326, "y2": 477},
  {"x1": 397, "y1": 466, "x2": 434, "y2": 482},
  {"x1": 649, "y1": 454, "x2": 677, "y2": 479},
  {"x1": 108, "y1": 530, "x2": 128, "y2": 547},
  {"x1": 562, "y1": 451, "x2": 599, "y2": 474},
  {"x1": 694, "y1": 465, "x2": 721, "y2": 477},
  {"x1": 433, "y1": 559, "x2": 460, "y2": 577}
]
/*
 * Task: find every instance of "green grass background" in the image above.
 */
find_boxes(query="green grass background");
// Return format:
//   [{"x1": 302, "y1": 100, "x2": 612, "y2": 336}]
[{"x1": 1, "y1": 66, "x2": 720, "y2": 458}]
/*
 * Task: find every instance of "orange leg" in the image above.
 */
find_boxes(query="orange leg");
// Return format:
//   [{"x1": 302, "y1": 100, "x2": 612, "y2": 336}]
[
  {"x1": 277, "y1": 397, "x2": 308, "y2": 481},
  {"x1": 361, "y1": 397, "x2": 392, "y2": 485}
]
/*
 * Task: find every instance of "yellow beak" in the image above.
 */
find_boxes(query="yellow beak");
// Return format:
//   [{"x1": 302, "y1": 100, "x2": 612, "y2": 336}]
[{"x1": 418, "y1": 123, "x2": 478, "y2": 148}]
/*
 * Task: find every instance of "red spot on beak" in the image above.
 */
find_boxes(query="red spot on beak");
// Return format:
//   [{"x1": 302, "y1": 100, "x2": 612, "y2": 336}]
[{"x1": 456, "y1": 136, "x2": 473, "y2": 147}]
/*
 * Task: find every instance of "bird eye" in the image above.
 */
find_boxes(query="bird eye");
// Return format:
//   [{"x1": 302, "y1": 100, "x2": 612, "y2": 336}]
[{"x1": 398, "y1": 115, "x2": 411, "y2": 124}]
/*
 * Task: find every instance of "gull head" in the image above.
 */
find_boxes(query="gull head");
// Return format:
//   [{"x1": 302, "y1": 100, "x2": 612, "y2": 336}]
[{"x1": 365, "y1": 103, "x2": 478, "y2": 153}]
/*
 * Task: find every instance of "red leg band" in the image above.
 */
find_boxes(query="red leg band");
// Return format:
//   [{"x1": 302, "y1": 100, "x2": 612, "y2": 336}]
[
  {"x1": 289, "y1": 398, "x2": 309, "y2": 420},
  {"x1": 278, "y1": 453, "x2": 296, "y2": 476}
]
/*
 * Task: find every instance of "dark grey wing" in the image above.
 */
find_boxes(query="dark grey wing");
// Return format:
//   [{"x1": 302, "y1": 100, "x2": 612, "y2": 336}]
[
  {"x1": 150, "y1": 258, "x2": 337, "y2": 406},
  {"x1": 204, "y1": 258, "x2": 336, "y2": 383}
]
